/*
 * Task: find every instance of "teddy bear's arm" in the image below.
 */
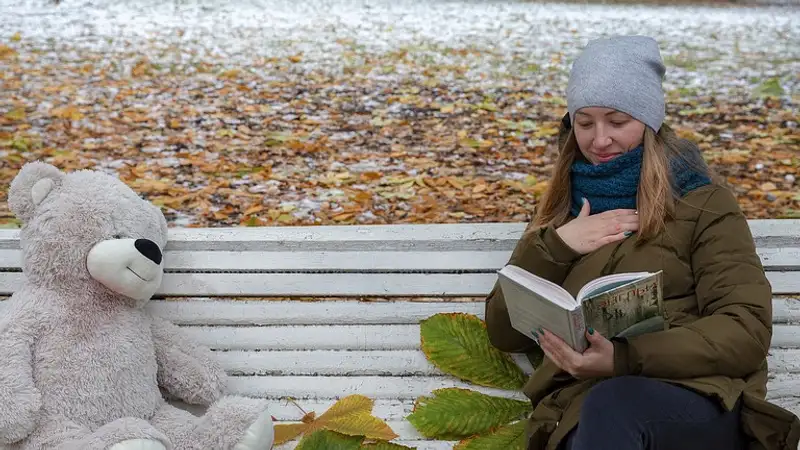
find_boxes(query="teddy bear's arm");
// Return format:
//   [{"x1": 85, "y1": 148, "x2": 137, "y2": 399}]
[
  {"x1": 0, "y1": 334, "x2": 42, "y2": 444},
  {"x1": 150, "y1": 315, "x2": 227, "y2": 406}
]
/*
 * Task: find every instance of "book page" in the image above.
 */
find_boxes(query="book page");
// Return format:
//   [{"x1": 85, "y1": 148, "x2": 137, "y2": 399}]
[
  {"x1": 497, "y1": 272, "x2": 579, "y2": 348},
  {"x1": 498, "y1": 265, "x2": 578, "y2": 309},
  {"x1": 579, "y1": 271, "x2": 665, "y2": 339}
]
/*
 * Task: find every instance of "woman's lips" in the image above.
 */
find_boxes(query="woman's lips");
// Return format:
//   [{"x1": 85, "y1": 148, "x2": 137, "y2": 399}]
[{"x1": 594, "y1": 153, "x2": 620, "y2": 163}]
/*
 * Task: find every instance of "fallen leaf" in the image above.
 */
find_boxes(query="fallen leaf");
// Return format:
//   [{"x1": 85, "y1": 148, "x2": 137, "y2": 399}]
[
  {"x1": 760, "y1": 182, "x2": 777, "y2": 191},
  {"x1": 273, "y1": 395, "x2": 399, "y2": 445}
]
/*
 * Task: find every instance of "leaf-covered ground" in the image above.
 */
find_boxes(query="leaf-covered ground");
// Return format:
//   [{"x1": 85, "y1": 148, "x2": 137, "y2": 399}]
[{"x1": 1, "y1": 0, "x2": 798, "y2": 228}]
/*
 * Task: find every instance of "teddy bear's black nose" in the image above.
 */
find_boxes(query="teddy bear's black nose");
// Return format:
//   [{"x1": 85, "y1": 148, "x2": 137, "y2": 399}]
[{"x1": 134, "y1": 238, "x2": 162, "y2": 265}]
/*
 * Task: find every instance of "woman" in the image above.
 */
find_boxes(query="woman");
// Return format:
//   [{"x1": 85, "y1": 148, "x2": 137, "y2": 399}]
[{"x1": 484, "y1": 35, "x2": 800, "y2": 450}]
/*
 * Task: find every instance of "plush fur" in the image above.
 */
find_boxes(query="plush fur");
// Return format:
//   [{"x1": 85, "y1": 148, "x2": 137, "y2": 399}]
[{"x1": 0, "y1": 162, "x2": 274, "y2": 450}]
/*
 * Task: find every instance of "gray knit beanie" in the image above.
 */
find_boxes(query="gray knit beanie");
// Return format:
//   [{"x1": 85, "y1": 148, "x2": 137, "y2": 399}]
[{"x1": 567, "y1": 35, "x2": 666, "y2": 132}]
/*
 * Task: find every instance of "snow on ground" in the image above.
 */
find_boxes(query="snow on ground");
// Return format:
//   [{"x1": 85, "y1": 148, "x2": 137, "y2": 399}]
[
  {"x1": 2, "y1": 0, "x2": 797, "y2": 92},
  {"x1": 0, "y1": 0, "x2": 798, "y2": 226}
]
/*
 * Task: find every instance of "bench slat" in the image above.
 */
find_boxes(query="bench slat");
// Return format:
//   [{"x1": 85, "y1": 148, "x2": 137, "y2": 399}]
[
  {"x1": 223, "y1": 374, "x2": 798, "y2": 404},
  {"x1": 182, "y1": 323, "x2": 800, "y2": 351},
  {"x1": 0, "y1": 272, "x2": 501, "y2": 297},
  {"x1": 2, "y1": 220, "x2": 796, "y2": 251},
  {"x1": 272, "y1": 419, "x2": 440, "y2": 445},
  {"x1": 0, "y1": 224, "x2": 526, "y2": 252},
  {"x1": 0, "y1": 249, "x2": 514, "y2": 272},
  {"x1": 277, "y1": 439, "x2": 453, "y2": 450},
  {"x1": 1, "y1": 298, "x2": 797, "y2": 325},
  {"x1": 183, "y1": 325, "x2": 421, "y2": 351},
  {"x1": 119, "y1": 298, "x2": 800, "y2": 325},
  {"x1": 3, "y1": 248, "x2": 797, "y2": 272},
  {"x1": 222, "y1": 396, "x2": 800, "y2": 427},
  {"x1": 229, "y1": 375, "x2": 524, "y2": 401},
  {"x1": 1, "y1": 271, "x2": 796, "y2": 297},
  {"x1": 264, "y1": 398, "x2": 419, "y2": 422},
  {"x1": 214, "y1": 348, "x2": 800, "y2": 376}
]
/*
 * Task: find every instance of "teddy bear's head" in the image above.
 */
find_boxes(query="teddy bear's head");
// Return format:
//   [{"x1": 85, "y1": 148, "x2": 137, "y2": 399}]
[{"x1": 8, "y1": 162, "x2": 168, "y2": 307}]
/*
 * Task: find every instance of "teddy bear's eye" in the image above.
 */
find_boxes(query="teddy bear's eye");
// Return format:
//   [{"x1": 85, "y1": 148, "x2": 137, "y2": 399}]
[{"x1": 112, "y1": 234, "x2": 123, "y2": 239}]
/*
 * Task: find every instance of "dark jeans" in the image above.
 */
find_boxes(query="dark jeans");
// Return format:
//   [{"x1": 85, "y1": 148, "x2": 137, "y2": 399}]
[{"x1": 561, "y1": 376, "x2": 747, "y2": 450}]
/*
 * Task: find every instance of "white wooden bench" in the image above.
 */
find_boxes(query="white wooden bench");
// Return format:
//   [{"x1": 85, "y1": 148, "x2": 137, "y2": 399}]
[{"x1": 1, "y1": 220, "x2": 798, "y2": 449}]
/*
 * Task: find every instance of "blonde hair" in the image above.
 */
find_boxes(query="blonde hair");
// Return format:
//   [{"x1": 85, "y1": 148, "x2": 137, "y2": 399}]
[{"x1": 533, "y1": 122, "x2": 713, "y2": 243}]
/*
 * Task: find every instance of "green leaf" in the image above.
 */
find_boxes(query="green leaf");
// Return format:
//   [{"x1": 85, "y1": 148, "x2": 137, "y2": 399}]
[
  {"x1": 0, "y1": 218, "x2": 22, "y2": 229},
  {"x1": 454, "y1": 420, "x2": 528, "y2": 450},
  {"x1": 419, "y1": 313, "x2": 527, "y2": 390},
  {"x1": 360, "y1": 442, "x2": 415, "y2": 449},
  {"x1": 407, "y1": 388, "x2": 531, "y2": 439},
  {"x1": 296, "y1": 430, "x2": 364, "y2": 450},
  {"x1": 754, "y1": 77, "x2": 784, "y2": 98}
]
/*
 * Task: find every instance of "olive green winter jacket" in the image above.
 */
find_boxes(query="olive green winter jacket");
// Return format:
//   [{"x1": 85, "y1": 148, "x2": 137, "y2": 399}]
[{"x1": 485, "y1": 183, "x2": 800, "y2": 450}]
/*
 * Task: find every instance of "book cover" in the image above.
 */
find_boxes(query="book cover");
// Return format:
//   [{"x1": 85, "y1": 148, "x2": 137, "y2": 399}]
[{"x1": 579, "y1": 270, "x2": 665, "y2": 341}]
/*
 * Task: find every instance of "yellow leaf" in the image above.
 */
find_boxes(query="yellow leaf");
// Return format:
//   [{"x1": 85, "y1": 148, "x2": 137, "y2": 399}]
[
  {"x1": 288, "y1": 54, "x2": 303, "y2": 63},
  {"x1": 0, "y1": 45, "x2": 17, "y2": 60},
  {"x1": 11, "y1": 32, "x2": 22, "y2": 42},
  {"x1": 533, "y1": 126, "x2": 559, "y2": 138},
  {"x1": 353, "y1": 191, "x2": 373, "y2": 202},
  {"x1": 219, "y1": 69, "x2": 241, "y2": 79},
  {"x1": 440, "y1": 104, "x2": 455, "y2": 113},
  {"x1": 360, "y1": 171, "x2": 383, "y2": 181},
  {"x1": 4, "y1": 108, "x2": 25, "y2": 121},
  {"x1": 760, "y1": 182, "x2": 777, "y2": 192},
  {"x1": 335, "y1": 172, "x2": 353, "y2": 180},
  {"x1": 169, "y1": 119, "x2": 181, "y2": 129},
  {"x1": 132, "y1": 58, "x2": 152, "y2": 77},
  {"x1": 51, "y1": 105, "x2": 83, "y2": 121},
  {"x1": 446, "y1": 177, "x2": 466, "y2": 190},
  {"x1": 243, "y1": 205, "x2": 264, "y2": 216},
  {"x1": 277, "y1": 395, "x2": 400, "y2": 445},
  {"x1": 315, "y1": 395, "x2": 399, "y2": 441},
  {"x1": 274, "y1": 423, "x2": 310, "y2": 445},
  {"x1": 533, "y1": 180, "x2": 550, "y2": 195}
]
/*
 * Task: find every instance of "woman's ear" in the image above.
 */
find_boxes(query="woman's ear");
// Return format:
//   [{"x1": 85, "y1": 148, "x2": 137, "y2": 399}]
[{"x1": 8, "y1": 161, "x2": 65, "y2": 223}]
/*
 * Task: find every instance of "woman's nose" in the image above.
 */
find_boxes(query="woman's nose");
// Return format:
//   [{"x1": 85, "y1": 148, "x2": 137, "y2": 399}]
[{"x1": 593, "y1": 129, "x2": 612, "y2": 148}]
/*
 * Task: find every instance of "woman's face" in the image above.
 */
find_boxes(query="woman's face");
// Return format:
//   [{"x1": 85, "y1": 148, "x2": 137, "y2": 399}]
[{"x1": 573, "y1": 107, "x2": 646, "y2": 165}]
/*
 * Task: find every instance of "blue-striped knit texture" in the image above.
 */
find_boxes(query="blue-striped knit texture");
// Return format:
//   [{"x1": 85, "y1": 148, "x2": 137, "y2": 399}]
[{"x1": 569, "y1": 145, "x2": 711, "y2": 216}]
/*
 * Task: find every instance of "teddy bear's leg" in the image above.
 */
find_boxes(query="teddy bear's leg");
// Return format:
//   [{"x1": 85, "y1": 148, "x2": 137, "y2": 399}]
[
  {"x1": 149, "y1": 402, "x2": 200, "y2": 448},
  {"x1": 17, "y1": 414, "x2": 171, "y2": 450},
  {"x1": 152, "y1": 397, "x2": 273, "y2": 450}
]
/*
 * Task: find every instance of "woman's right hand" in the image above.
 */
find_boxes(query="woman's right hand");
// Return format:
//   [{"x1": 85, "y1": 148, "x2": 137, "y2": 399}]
[{"x1": 556, "y1": 198, "x2": 639, "y2": 254}]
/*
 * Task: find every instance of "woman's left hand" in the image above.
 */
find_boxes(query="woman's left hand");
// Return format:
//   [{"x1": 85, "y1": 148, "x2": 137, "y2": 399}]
[{"x1": 536, "y1": 327, "x2": 614, "y2": 379}]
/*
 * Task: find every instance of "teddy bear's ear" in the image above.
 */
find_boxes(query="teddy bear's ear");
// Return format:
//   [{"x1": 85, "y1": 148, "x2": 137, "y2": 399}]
[{"x1": 8, "y1": 161, "x2": 65, "y2": 223}]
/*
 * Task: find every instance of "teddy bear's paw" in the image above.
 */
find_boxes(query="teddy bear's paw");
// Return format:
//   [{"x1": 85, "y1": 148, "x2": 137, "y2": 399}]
[
  {"x1": 109, "y1": 439, "x2": 168, "y2": 450},
  {"x1": 232, "y1": 410, "x2": 274, "y2": 450}
]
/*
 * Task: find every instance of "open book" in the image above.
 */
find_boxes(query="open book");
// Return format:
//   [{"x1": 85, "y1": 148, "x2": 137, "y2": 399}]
[{"x1": 496, "y1": 265, "x2": 665, "y2": 353}]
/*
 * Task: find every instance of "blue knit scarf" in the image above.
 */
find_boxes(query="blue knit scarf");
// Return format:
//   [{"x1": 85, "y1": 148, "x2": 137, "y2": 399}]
[{"x1": 569, "y1": 145, "x2": 712, "y2": 217}]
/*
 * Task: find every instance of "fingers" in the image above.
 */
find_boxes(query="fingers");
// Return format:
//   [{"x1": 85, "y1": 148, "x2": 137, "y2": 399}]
[
  {"x1": 599, "y1": 231, "x2": 630, "y2": 246},
  {"x1": 585, "y1": 327, "x2": 609, "y2": 346},
  {"x1": 578, "y1": 198, "x2": 591, "y2": 217},
  {"x1": 599, "y1": 209, "x2": 639, "y2": 235},
  {"x1": 599, "y1": 208, "x2": 638, "y2": 218},
  {"x1": 539, "y1": 329, "x2": 580, "y2": 372}
]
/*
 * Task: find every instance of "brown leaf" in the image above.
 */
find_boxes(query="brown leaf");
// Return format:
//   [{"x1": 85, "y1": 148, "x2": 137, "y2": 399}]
[{"x1": 760, "y1": 182, "x2": 777, "y2": 191}]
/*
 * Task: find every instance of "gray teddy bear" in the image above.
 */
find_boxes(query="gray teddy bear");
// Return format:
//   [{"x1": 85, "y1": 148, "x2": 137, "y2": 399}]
[{"x1": 0, "y1": 162, "x2": 274, "y2": 450}]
